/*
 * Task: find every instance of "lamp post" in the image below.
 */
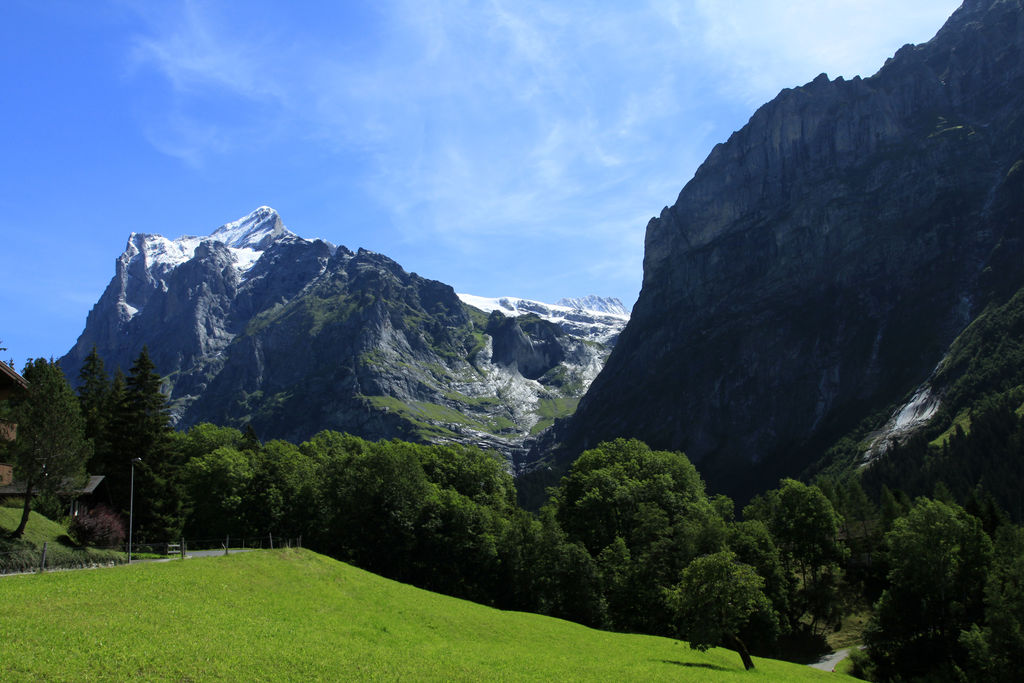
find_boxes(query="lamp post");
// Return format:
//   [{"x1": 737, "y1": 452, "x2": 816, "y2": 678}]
[{"x1": 128, "y1": 457, "x2": 142, "y2": 563}]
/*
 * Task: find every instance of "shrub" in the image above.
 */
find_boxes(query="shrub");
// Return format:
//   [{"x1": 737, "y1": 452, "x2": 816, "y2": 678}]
[{"x1": 69, "y1": 505, "x2": 126, "y2": 548}]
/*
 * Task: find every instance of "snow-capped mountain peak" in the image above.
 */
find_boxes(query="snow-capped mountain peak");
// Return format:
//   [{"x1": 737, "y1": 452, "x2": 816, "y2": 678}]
[
  {"x1": 112, "y1": 207, "x2": 315, "y2": 323},
  {"x1": 209, "y1": 206, "x2": 290, "y2": 250},
  {"x1": 121, "y1": 206, "x2": 299, "y2": 277}
]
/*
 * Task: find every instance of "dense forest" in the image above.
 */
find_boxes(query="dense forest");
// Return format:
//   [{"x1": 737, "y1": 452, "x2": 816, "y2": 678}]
[{"x1": 2, "y1": 346, "x2": 1023, "y2": 679}]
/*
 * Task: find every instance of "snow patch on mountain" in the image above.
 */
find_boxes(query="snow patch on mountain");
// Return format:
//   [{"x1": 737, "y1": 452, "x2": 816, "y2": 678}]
[
  {"x1": 124, "y1": 233, "x2": 203, "y2": 271},
  {"x1": 861, "y1": 378, "x2": 943, "y2": 465},
  {"x1": 231, "y1": 246, "x2": 263, "y2": 273}
]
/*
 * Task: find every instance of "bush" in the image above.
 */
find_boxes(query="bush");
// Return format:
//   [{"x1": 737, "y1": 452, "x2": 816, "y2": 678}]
[
  {"x1": 846, "y1": 647, "x2": 875, "y2": 680},
  {"x1": 69, "y1": 505, "x2": 126, "y2": 548}
]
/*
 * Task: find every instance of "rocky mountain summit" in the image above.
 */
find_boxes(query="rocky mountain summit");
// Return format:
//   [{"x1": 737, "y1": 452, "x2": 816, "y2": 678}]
[
  {"x1": 537, "y1": 0, "x2": 1024, "y2": 499},
  {"x1": 61, "y1": 208, "x2": 628, "y2": 466}
]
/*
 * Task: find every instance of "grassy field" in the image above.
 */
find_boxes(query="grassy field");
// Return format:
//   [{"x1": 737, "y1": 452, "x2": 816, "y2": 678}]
[{"x1": 0, "y1": 549, "x2": 846, "y2": 681}]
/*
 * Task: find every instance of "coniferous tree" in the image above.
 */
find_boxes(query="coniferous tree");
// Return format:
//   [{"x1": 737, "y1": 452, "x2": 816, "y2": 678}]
[
  {"x1": 241, "y1": 423, "x2": 261, "y2": 452},
  {"x1": 76, "y1": 345, "x2": 110, "y2": 472},
  {"x1": 110, "y1": 347, "x2": 184, "y2": 541},
  {"x1": 5, "y1": 358, "x2": 91, "y2": 537},
  {"x1": 97, "y1": 368, "x2": 129, "y2": 513}
]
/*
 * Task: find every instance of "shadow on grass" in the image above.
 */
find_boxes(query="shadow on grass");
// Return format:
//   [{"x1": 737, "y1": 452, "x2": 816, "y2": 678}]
[{"x1": 659, "y1": 660, "x2": 732, "y2": 672}]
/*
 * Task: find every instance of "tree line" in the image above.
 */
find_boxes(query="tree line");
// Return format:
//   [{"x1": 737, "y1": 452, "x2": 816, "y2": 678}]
[{"x1": 2, "y1": 347, "x2": 1023, "y2": 677}]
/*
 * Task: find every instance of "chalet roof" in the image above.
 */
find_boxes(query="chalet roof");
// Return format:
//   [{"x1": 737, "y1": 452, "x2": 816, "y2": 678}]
[
  {"x1": 81, "y1": 475, "x2": 105, "y2": 495},
  {"x1": 0, "y1": 475, "x2": 105, "y2": 498},
  {"x1": 0, "y1": 362, "x2": 28, "y2": 400}
]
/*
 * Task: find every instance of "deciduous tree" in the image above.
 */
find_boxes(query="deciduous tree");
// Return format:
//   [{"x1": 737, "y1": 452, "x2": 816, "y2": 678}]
[
  {"x1": 865, "y1": 498, "x2": 992, "y2": 680},
  {"x1": 552, "y1": 438, "x2": 725, "y2": 634},
  {"x1": 961, "y1": 524, "x2": 1024, "y2": 681},
  {"x1": 666, "y1": 550, "x2": 777, "y2": 670},
  {"x1": 745, "y1": 479, "x2": 846, "y2": 637}
]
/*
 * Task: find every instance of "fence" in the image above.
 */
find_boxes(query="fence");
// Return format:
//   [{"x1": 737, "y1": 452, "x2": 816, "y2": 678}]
[
  {"x1": 0, "y1": 541, "x2": 124, "y2": 575},
  {"x1": 172, "y1": 533, "x2": 302, "y2": 554},
  {"x1": 1, "y1": 533, "x2": 302, "y2": 575}
]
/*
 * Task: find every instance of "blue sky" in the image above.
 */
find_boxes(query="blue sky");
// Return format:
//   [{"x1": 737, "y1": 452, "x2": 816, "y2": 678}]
[{"x1": 1, "y1": 0, "x2": 960, "y2": 371}]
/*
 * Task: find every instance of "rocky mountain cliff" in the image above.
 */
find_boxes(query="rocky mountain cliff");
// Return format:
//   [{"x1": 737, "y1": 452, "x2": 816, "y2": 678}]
[
  {"x1": 536, "y1": 0, "x2": 1024, "y2": 500},
  {"x1": 61, "y1": 208, "x2": 628, "y2": 466}
]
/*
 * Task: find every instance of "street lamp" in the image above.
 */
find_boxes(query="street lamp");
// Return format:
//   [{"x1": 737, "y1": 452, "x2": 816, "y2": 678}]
[{"x1": 128, "y1": 457, "x2": 142, "y2": 564}]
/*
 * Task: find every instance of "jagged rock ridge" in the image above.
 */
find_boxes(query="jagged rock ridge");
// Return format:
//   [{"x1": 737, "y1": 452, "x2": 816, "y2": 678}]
[
  {"x1": 61, "y1": 208, "x2": 628, "y2": 466},
  {"x1": 538, "y1": 0, "x2": 1024, "y2": 500}
]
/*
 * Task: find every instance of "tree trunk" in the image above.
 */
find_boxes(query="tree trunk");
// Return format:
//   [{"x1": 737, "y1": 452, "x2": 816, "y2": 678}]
[
  {"x1": 730, "y1": 634, "x2": 755, "y2": 671},
  {"x1": 11, "y1": 480, "x2": 34, "y2": 538}
]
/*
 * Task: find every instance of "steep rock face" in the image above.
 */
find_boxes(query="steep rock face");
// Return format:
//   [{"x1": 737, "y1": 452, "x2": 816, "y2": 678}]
[
  {"x1": 62, "y1": 209, "x2": 628, "y2": 465},
  {"x1": 63, "y1": 207, "x2": 332, "y2": 394},
  {"x1": 543, "y1": 0, "x2": 1024, "y2": 498},
  {"x1": 486, "y1": 312, "x2": 566, "y2": 380}
]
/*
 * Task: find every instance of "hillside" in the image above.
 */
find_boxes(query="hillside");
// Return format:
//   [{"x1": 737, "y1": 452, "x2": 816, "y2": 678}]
[
  {"x1": 0, "y1": 505, "x2": 124, "y2": 573},
  {"x1": 0, "y1": 549, "x2": 840, "y2": 681},
  {"x1": 0, "y1": 505, "x2": 69, "y2": 549}
]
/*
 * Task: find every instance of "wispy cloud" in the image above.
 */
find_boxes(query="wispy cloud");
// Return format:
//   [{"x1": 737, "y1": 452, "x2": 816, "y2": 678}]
[
  {"x1": 128, "y1": 1, "x2": 288, "y2": 102},
  {"x1": 120, "y1": 0, "x2": 961, "y2": 301}
]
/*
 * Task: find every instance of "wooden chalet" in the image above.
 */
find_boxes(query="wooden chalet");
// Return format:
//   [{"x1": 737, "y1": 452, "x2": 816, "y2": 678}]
[
  {"x1": 0, "y1": 475, "x2": 109, "y2": 517},
  {"x1": 0, "y1": 361, "x2": 28, "y2": 402},
  {"x1": 0, "y1": 361, "x2": 27, "y2": 492}
]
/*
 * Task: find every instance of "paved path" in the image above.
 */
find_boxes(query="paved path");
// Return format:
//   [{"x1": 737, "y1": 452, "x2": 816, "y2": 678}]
[{"x1": 809, "y1": 648, "x2": 852, "y2": 672}]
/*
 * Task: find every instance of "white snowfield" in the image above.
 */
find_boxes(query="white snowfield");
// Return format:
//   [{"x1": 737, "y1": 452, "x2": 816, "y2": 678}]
[{"x1": 457, "y1": 294, "x2": 630, "y2": 345}]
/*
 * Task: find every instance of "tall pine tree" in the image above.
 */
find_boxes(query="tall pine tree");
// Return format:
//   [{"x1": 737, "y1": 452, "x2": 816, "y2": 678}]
[
  {"x1": 94, "y1": 368, "x2": 129, "y2": 513},
  {"x1": 5, "y1": 358, "x2": 91, "y2": 537},
  {"x1": 109, "y1": 347, "x2": 184, "y2": 542},
  {"x1": 76, "y1": 345, "x2": 110, "y2": 473}
]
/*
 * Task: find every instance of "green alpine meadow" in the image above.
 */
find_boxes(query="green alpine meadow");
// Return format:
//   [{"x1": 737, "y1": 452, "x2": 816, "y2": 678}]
[{"x1": 0, "y1": 549, "x2": 841, "y2": 681}]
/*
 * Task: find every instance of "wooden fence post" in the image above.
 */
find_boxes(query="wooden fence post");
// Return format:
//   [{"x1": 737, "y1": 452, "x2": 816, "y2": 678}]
[{"x1": 39, "y1": 542, "x2": 48, "y2": 572}]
